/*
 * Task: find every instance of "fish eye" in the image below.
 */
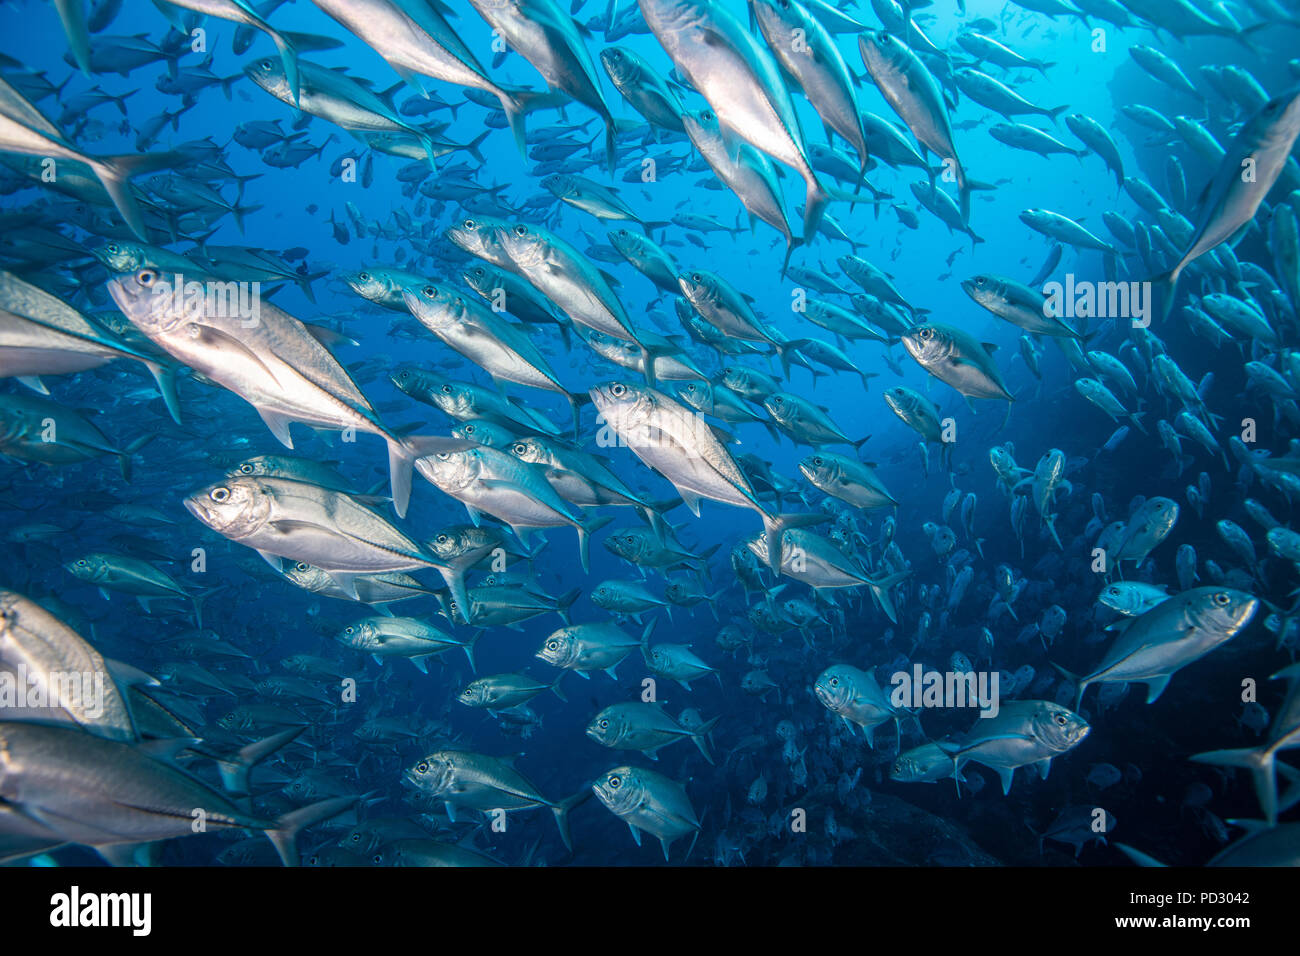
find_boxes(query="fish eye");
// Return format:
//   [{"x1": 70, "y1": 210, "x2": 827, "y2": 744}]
[
  {"x1": 919, "y1": 328, "x2": 932, "y2": 339},
  {"x1": 513, "y1": 443, "x2": 527, "y2": 455},
  {"x1": 239, "y1": 463, "x2": 254, "y2": 474},
  {"x1": 812, "y1": 457, "x2": 822, "y2": 466},
  {"x1": 416, "y1": 761, "x2": 429, "y2": 773},
  {"x1": 422, "y1": 285, "x2": 435, "y2": 296},
  {"x1": 514, "y1": 224, "x2": 528, "y2": 236},
  {"x1": 106, "y1": 243, "x2": 118, "y2": 252},
  {"x1": 774, "y1": 396, "x2": 784, "y2": 404},
  {"x1": 436, "y1": 534, "x2": 448, "y2": 543},
  {"x1": 975, "y1": 276, "x2": 986, "y2": 286},
  {"x1": 441, "y1": 384, "x2": 453, "y2": 393},
  {"x1": 547, "y1": 640, "x2": 558, "y2": 649},
  {"x1": 829, "y1": 677, "x2": 839, "y2": 687},
  {"x1": 691, "y1": 273, "x2": 702, "y2": 282},
  {"x1": 345, "y1": 626, "x2": 354, "y2": 634},
  {"x1": 464, "y1": 424, "x2": 475, "y2": 433},
  {"x1": 351, "y1": 834, "x2": 361, "y2": 843},
  {"x1": 611, "y1": 383, "x2": 626, "y2": 397},
  {"x1": 599, "y1": 719, "x2": 608, "y2": 729},
  {"x1": 436, "y1": 452, "x2": 449, "y2": 461},
  {"x1": 1055, "y1": 714, "x2": 1067, "y2": 725},
  {"x1": 359, "y1": 272, "x2": 370, "y2": 280},
  {"x1": 609, "y1": 775, "x2": 621, "y2": 788},
  {"x1": 210, "y1": 486, "x2": 230, "y2": 502},
  {"x1": 1213, "y1": 592, "x2": 1231, "y2": 606},
  {"x1": 464, "y1": 218, "x2": 475, "y2": 228},
  {"x1": 137, "y1": 268, "x2": 157, "y2": 286},
  {"x1": 372, "y1": 854, "x2": 383, "y2": 864}
]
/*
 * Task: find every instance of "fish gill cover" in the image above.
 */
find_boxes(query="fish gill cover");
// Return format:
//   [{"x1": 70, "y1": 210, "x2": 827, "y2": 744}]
[{"x1": 0, "y1": 0, "x2": 1297, "y2": 870}]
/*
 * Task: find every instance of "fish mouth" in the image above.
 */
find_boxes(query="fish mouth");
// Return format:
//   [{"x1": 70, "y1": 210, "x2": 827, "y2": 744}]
[{"x1": 182, "y1": 497, "x2": 212, "y2": 525}]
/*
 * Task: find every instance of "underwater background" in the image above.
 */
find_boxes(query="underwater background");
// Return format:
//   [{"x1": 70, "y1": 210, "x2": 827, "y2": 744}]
[{"x1": 2, "y1": 0, "x2": 1300, "y2": 866}]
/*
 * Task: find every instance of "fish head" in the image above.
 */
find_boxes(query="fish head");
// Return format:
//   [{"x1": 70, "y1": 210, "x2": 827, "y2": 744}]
[
  {"x1": 539, "y1": 173, "x2": 573, "y2": 199},
  {"x1": 762, "y1": 392, "x2": 796, "y2": 424},
  {"x1": 493, "y1": 221, "x2": 547, "y2": 269},
  {"x1": 106, "y1": 267, "x2": 191, "y2": 335},
  {"x1": 592, "y1": 766, "x2": 643, "y2": 814},
  {"x1": 243, "y1": 56, "x2": 290, "y2": 99},
  {"x1": 599, "y1": 46, "x2": 640, "y2": 87},
  {"x1": 674, "y1": 380, "x2": 710, "y2": 410},
  {"x1": 414, "y1": 447, "x2": 478, "y2": 492},
  {"x1": 676, "y1": 269, "x2": 722, "y2": 312},
  {"x1": 506, "y1": 436, "x2": 550, "y2": 467},
  {"x1": 1030, "y1": 703, "x2": 1090, "y2": 754},
  {"x1": 604, "y1": 529, "x2": 650, "y2": 562},
  {"x1": 457, "y1": 681, "x2": 486, "y2": 707},
  {"x1": 183, "y1": 476, "x2": 272, "y2": 538},
  {"x1": 93, "y1": 240, "x2": 146, "y2": 273},
  {"x1": 537, "y1": 628, "x2": 576, "y2": 666},
  {"x1": 64, "y1": 552, "x2": 112, "y2": 584},
  {"x1": 335, "y1": 618, "x2": 379, "y2": 650},
  {"x1": 452, "y1": 420, "x2": 508, "y2": 446},
  {"x1": 901, "y1": 324, "x2": 952, "y2": 367},
  {"x1": 589, "y1": 380, "x2": 656, "y2": 433},
  {"x1": 459, "y1": 264, "x2": 498, "y2": 297},
  {"x1": 1186, "y1": 587, "x2": 1259, "y2": 638},
  {"x1": 813, "y1": 665, "x2": 857, "y2": 714},
  {"x1": 402, "y1": 751, "x2": 455, "y2": 795},
  {"x1": 341, "y1": 268, "x2": 394, "y2": 304},
  {"x1": 281, "y1": 561, "x2": 330, "y2": 592},
  {"x1": 445, "y1": 215, "x2": 509, "y2": 263},
  {"x1": 586, "y1": 707, "x2": 620, "y2": 745},
  {"x1": 961, "y1": 273, "x2": 1010, "y2": 311},
  {"x1": 798, "y1": 452, "x2": 839, "y2": 488},
  {"x1": 402, "y1": 280, "x2": 462, "y2": 328}
]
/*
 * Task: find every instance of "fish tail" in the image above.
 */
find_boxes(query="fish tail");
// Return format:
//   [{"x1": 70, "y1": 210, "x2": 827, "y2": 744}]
[
  {"x1": 575, "y1": 513, "x2": 612, "y2": 574},
  {"x1": 1190, "y1": 746, "x2": 1278, "y2": 825},
  {"x1": 217, "y1": 727, "x2": 305, "y2": 798},
  {"x1": 691, "y1": 715, "x2": 722, "y2": 765},
  {"x1": 267, "y1": 796, "x2": 356, "y2": 867},
  {"x1": 1114, "y1": 843, "x2": 1168, "y2": 867},
  {"x1": 435, "y1": 566, "x2": 471, "y2": 626},
  {"x1": 759, "y1": 512, "x2": 826, "y2": 574},
  {"x1": 54, "y1": 0, "x2": 91, "y2": 74},
  {"x1": 550, "y1": 672, "x2": 568, "y2": 702},
  {"x1": 556, "y1": 586, "x2": 582, "y2": 624},
  {"x1": 386, "y1": 436, "x2": 417, "y2": 519},
  {"x1": 801, "y1": 173, "x2": 831, "y2": 245},
  {"x1": 1045, "y1": 104, "x2": 1069, "y2": 123},
  {"x1": 117, "y1": 433, "x2": 155, "y2": 482},
  {"x1": 459, "y1": 631, "x2": 480, "y2": 671},
  {"x1": 463, "y1": 129, "x2": 490, "y2": 164},
  {"x1": 144, "y1": 360, "x2": 182, "y2": 424},
  {"x1": 269, "y1": 27, "x2": 301, "y2": 108},
  {"x1": 566, "y1": 389, "x2": 590, "y2": 437},
  {"x1": 551, "y1": 789, "x2": 592, "y2": 853},
  {"x1": 779, "y1": 236, "x2": 803, "y2": 278},
  {"x1": 603, "y1": 117, "x2": 618, "y2": 179},
  {"x1": 1050, "y1": 662, "x2": 1086, "y2": 710},
  {"x1": 87, "y1": 155, "x2": 151, "y2": 241}
]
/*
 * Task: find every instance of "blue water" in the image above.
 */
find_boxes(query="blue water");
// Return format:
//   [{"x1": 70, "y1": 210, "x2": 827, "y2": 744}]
[{"x1": 2, "y1": 0, "x2": 1299, "y2": 866}]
